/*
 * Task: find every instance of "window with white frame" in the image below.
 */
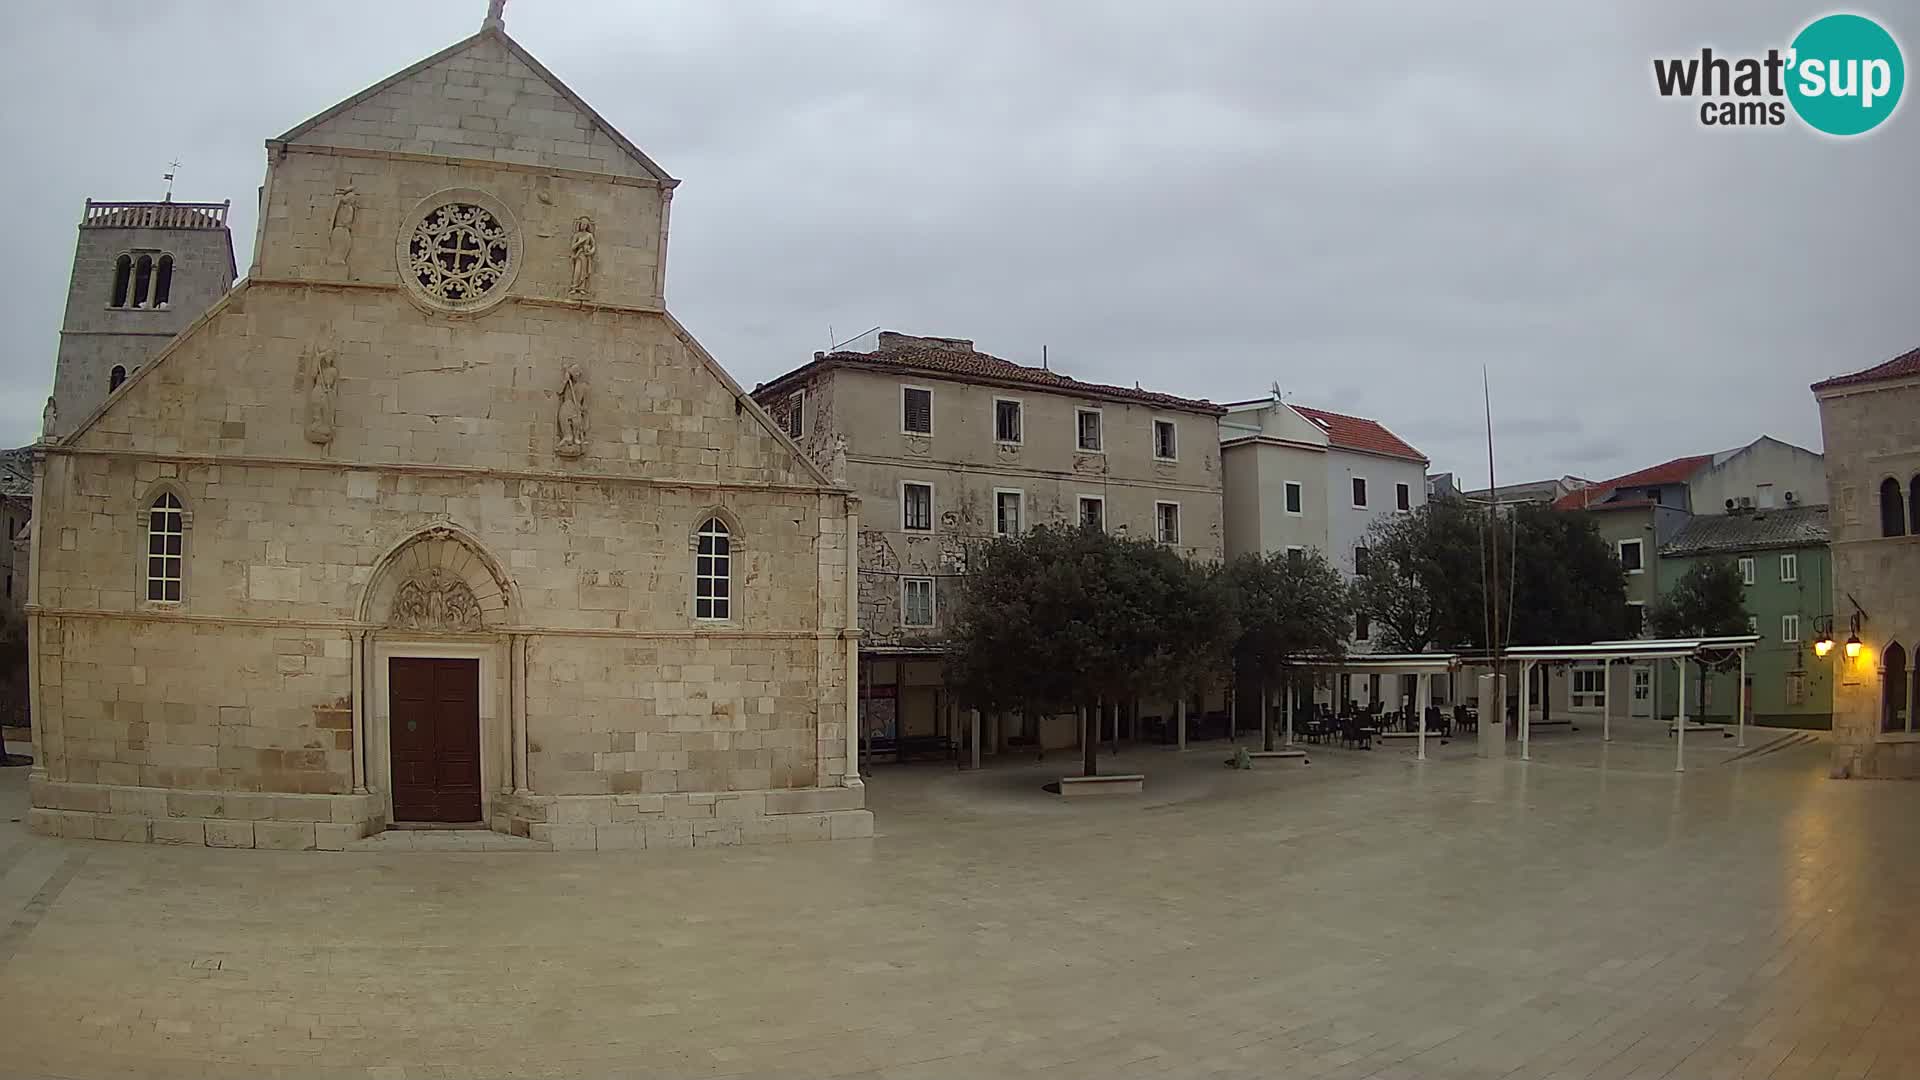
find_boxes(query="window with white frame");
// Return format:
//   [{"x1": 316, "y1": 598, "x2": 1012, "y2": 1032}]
[
  {"x1": 1354, "y1": 612, "x2": 1369, "y2": 641},
  {"x1": 901, "y1": 386, "x2": 932, "y2": 435},
  {"x1": 1571, "y1": 667, "x2": 1606, "y2": 708},
  {"x1": 1351, "y1": 477, "x2": 1368, "y2": 508},
  {"x1": 1618, "y1": 539, "x2": 1644, "y2": 573},
  {"x1": 783, "y1": 391, "x2": 805, "y2": 439},
  {"x1": 1633, "y1": 666, "x2": 1651, "y2": 701},
  {"x1": 1396, "y1": 482, "x2": 1411, "y2": 511},
  {"x1": 1078, "y1": 495, "x2": 1105, "y2": 531},
  {"x1": 694, "y1": 517, "x2": 731, "y2": 620},
  {"x1": 1626, "y1": 601, "x2": 1646, "y2": 636},
  {"x1": 1153, "y1": 419, "x2": 1177, "y2": 461},
  {"x1": 1785, "y1": 670, "x2": 1807, "y2": 706},
  {"x1": 1781, "y1": 613, "x2": 1800, "y2": 642},
  {"x1": 1747, "y1": 615, "x2": 1760, "y2": 635},
  {"x1": 1155, "y1": 501, "x2": 1181, "y2": 544},
  {"x1": 901, "y1": 577, "x2": 935, "y2": 628},
  {"x1": 146, "y1": 492, "x2": 184, "y2": 602},
  {"x1": 1284, "y1": 482, "x2": 1303, "y2": 515},
  {"x1": 1075, "y1": 408, "x2": 1103, "y2": 452},
  {"x1": 1779, "y1": 553, "x2": 1798, "y2": 583},
  {"x1": 902, "y1": 482, "x2": 933, "y2": 531},
  {"x1": 1354, "y1": 546, "x2": 1370, "y2": 576},
  {"x1": 994, "y1": 398, "x2": 1022, "y2": 444},
  {"x1": 1738, "y1": 557, "x2": 1755, "y2": 585},
  {"x1": 994, "y1": 489, "x2": 1023, "y2": 537},
  {"x1": 1286, "y1": 546, "x2": 1305, "y2": 566}
]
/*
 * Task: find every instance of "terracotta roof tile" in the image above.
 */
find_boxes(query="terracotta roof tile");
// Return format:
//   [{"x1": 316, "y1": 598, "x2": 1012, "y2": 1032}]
[
  {"x1": 1660, "y1": 504, "x2": 1829, "y2": 556},
  {"x1": 758, "y1": 340, "x2": 1224, "y2": 414},
  {"x1": 1812, "y1": 345, "x2": 1920, "y2": 391},
  {"x1": 1288, "y1": 405, "x2": 1427, "y2": 463},
  {"x1": 1551, "y1": 454, "x2": 1713, "y2": 511}
]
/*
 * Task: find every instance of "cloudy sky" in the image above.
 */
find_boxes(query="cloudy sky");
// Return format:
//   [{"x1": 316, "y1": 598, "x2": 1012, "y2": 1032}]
[{"x1": 2, "y1": 0, "x2": 1913, "y2": 482}]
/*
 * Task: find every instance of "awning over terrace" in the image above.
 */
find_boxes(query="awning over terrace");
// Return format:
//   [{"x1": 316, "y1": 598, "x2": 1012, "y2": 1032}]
[
  {"x1": 1500, "y1": 635, "x2": 1761, "y2": 771},
  {"x1": 1284, "y1": 653, "x2": 1461, "y2": 760}
]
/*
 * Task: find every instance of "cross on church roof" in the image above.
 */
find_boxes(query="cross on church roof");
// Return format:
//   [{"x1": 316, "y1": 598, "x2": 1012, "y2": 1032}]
[{"x1": 483, "y1": 0, "x2": 505, "y2": 30}]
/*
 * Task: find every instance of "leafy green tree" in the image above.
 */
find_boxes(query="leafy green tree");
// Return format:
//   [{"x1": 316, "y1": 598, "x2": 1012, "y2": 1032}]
[
  {"x1": 1226, "y1": 549, "x2": 1351, "y2": 749},
  {"x1": 1351, "y1": 497, "x2": 1495, "y2": 653},
  {"x1": 1505, "y1": 505, "x2": 1630, "y2": 646},
  {"x1": 1650, "y1": 557, "x2": 1751, "y2": 716},
  {"x1": 946, "y1": 526, "x2": 1230, "y2": 776}
]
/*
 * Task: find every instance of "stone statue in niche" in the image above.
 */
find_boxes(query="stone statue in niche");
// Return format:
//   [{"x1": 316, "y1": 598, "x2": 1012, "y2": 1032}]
[
  {"x1": 567, "y1": 216, "x2": 596, "y2": 298},
  {"x1": 327, "y1": 187, "x2": 358, "y2": 269},
  {"x1": 391, "y1": 569, "x2": 484, "y2": 632},
  {"x1": 304, "y1": 346, "x2": 338, "y2": 445},
  {"x1": 555, "y1": 363, "x2": 590, "y2": 457},
  {"x1": 828, "y1": 433, "x2": 849, "y2": 484},
  {"x1": 40, "y1": 396, "x2": 56, "y2": 440}
]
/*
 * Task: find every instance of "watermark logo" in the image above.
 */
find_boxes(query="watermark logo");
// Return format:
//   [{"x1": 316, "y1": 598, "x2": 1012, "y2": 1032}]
[{"x1": 1653, "y1": 12, "x2": 1904, "y2": 135}]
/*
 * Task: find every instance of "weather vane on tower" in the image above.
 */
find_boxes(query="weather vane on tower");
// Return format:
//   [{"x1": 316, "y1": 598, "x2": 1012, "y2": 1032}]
[
  {"x1": 162, "y1": 158, "x2": 181, "y2": 201},
  {"x1": 483, "y1": 0, "x2": 506, "y2": 30}
]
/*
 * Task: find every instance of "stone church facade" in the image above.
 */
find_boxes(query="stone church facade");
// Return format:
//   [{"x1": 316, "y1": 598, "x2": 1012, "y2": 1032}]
[{"x1": 26, "y1": 17, "x2": 869, "y2": 849}]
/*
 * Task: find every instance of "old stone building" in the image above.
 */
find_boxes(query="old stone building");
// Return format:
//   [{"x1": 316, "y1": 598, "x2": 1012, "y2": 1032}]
[
  {"x1": 26, "y1": 12, "x2": 868, "y2": 848},
  {"x1": 47, "y1": 200, "x2": 238, "y2": 437},
  {"x1": 753, "y1": 331, "x2": 1225, "y2": 754},
  {"x1": 1814, "y1": 345, "x2": 1920, "y2": 779}
]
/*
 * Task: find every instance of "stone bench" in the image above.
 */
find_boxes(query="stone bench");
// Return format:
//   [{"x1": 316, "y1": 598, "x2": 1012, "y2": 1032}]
[
  {"x1": 1248, "y1": 749, "x2": 1309, "y2": 762},
  {"x1": 1058, "y1": 774, "x2": 1145, "y2": 797}
]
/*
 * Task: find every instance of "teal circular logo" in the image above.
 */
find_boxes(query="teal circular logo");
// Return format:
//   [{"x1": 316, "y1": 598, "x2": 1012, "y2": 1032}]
[{"x1": 1787, "y1": 14, "x2": 1905, "y2": 135}]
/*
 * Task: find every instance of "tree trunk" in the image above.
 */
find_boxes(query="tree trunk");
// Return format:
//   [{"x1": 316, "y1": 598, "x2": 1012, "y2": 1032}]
[
  {"x1": 1082, "y1": 701, "x2": 1098, "y2": 778},
  {"x1": 1697, "y1": 661, "x2": 1709, "y2": 723},
  {"x1": 1540, "y1": 664, "x2": 1552, "y2": 723}
]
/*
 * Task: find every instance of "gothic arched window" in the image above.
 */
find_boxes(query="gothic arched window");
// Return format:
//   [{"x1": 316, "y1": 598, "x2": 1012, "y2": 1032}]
[
  {"x1": 1881, "y1": 477, "x2": 1907, "y2": 538},
  {"x1": 110, "y1": 255, "x2": 132, "y2": 308},
  {"x1": 1884, "y1": 641, "x2": 1909, "y2": 734},
  {"x1": 146, "y1": 493, "x2": 184, "y2": 602},
  {"x1": 131, "y1": 254, "x2": 154, "y2": 309},
  {"x1": 109, "y1": 366, "x2": 127, "y2": 390},
  {"x1": 154, "y1": 254, "x2": 174, "y2": 308},
  {"x1": 694, "y1": 517, "x2": 731, "y2": 621}
]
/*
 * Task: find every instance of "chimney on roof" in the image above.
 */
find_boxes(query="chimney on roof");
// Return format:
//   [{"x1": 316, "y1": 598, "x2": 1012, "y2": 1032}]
[{"x1": 877, "y1": 331, "x2": 974, "y2": 354}]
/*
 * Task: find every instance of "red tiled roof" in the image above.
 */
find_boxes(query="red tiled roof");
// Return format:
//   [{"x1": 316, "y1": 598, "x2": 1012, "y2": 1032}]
[
  {"x1": 1287, "y1": 405, "x2": 1427, "y2": 463},
  {"x1": 1811, "y1": 345, "x2": 1920, "y2": 391},
  {"x1": 757, "y1": 341, "x2": 1224, "y2": 414},
  {"x1": 1550, "y1": 454, "x2": 1712, "y2": 510}
]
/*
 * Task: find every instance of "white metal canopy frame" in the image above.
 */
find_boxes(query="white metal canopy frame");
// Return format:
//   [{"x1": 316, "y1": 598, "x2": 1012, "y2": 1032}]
[
  {"x1": 1501, "y1": 635, "x2": 1761, "y2": 771},
  {"x1": 1283, "y1": 653, "x2": 1461, "y2": 762}
]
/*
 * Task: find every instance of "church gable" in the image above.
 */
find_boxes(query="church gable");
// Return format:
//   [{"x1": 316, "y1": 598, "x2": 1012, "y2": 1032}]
[
  {"x1": 62, "y1": 283, "x2": 830, "y2": 491},
  {"x1": 276, "y1": 29, "x2": 672, "y2": 182}
]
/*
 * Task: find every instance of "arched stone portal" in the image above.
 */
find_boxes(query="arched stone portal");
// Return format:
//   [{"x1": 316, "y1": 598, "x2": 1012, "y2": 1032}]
[{"x1": 353, "y1": 523, "x2": 524, "y2": 828}]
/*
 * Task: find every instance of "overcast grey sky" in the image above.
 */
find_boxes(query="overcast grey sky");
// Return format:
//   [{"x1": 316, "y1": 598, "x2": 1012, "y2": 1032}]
[{"x1": 2, "y1": 1, "x2": 1913, "y2": 481}]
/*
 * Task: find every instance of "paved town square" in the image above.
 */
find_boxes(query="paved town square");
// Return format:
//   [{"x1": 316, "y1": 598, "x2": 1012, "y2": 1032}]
[{"x1": 3, "y1": 723, "x2": 1917, "y2": 1079}]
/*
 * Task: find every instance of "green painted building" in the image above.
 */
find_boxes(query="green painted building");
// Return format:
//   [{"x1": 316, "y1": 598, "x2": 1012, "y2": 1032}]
[{"x1": 1656, "y1": 505, "x2": 1833, "y2": 729}]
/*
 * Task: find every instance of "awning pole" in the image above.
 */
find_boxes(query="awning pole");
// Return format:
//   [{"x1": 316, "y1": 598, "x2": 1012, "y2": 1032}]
[
  {"x1": 1283, "y1": 670, "x2": 1294, "y2": 747},
  {"x1": 1416, "y1": 671, "x2": 1429, "y2": 762},
  {"x1": 1520, "y1": 661, "x2": 1532, "y2": 761},
  {"x1": 1736, "y1": 649, "x2": 1748, "y2": 749},
  {"x1": 1674, "y1": 658, "x2": 1687, "y2": 773},
  {"x1": 1603, "y1": 658, "x2": 1612, "y2": 743}
]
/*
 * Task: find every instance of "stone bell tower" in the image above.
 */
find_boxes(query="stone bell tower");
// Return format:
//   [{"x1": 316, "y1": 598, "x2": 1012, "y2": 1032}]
[{"x1": 46, "y1": 198, "x2": 236, "y2": 435}]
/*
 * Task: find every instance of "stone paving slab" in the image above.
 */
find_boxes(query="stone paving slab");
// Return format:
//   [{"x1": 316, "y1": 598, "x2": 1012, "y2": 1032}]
[{"x1": 0, "y1": 718, "x2": 1913, "y2": 1079}]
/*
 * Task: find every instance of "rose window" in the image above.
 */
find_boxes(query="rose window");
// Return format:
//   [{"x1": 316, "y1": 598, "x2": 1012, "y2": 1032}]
[{"x1": 407, "y1": 204, "x2": 511, "y2": 303}]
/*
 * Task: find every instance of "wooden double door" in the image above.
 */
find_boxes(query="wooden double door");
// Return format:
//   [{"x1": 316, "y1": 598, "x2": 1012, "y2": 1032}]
[{"x1": 388, "y1": 657, "x2": 482, "y2": 823}]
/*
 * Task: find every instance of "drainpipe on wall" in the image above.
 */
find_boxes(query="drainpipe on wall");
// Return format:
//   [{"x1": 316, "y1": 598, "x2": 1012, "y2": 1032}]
[{"x1": 844, "y1": 494, "x2": 863, "y2": 788}]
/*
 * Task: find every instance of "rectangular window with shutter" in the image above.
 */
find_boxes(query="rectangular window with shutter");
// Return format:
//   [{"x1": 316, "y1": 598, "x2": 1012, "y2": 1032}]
[
  {"x1": 995, "y1": 489, "x2": 1023, "y2": 537},
  {"x1": 1284, "y1": 482, "x2": 1303, "y2": 515},
  {"x1": 902, "y1": 578, "x2": 935, "y2": 628},
  {"x1": 994, "y1": 398, "x2": 1022, "y2": 444},
  {"x1": 901, "y1": 386, "x2": 932, "y2": 435},
  {"x1": 1153, "y1": 419, "x2": 1177, "y2": 461},
  {"x1": 1076, "y1": 408, "x2": 1103, "y2": 452},
  {"x1": 902, "y1": 482, "x2": 933, "y2": 531}
]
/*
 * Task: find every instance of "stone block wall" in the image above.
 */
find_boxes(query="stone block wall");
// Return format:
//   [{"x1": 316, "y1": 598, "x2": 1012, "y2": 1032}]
[
  {"x1": 1817, "y1": 376, "x2": 1920, "y2": 778},
  {"x1": 257, "y1": 147, "x2": 664, "y2": 310}
]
